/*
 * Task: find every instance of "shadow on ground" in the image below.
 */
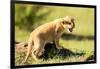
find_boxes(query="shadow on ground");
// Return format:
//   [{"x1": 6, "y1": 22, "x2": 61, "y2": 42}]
[
  {"x1": 61, "y1": 33, "x2": 94, "y2": 41},
  {"x1": 40, "y1": 43, "x2": 85, "y2": 60}
]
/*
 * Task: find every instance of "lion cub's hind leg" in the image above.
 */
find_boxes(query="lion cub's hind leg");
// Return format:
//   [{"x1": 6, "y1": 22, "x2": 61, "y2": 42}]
[
  {"x1": 31, "y1": 39, "x2": 45, "y2": 61},
  {"x1": 31, "y1": 48, "x2": 45, "y2": 61},
  {"x1": 31, "y1": 48, "x2": 40, "y2": 61}
]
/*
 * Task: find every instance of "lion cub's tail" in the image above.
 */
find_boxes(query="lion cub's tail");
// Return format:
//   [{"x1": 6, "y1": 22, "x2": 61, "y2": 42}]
[{"x1": 21, "y1": 40, "x2": 33, "y2": 65}]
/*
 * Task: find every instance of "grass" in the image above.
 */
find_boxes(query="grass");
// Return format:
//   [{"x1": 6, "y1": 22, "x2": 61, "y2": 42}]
[
  {"x1": 60, "y1": 39, "x2": 94, "y2": 58},
  {"x1": 15, "y1": 4, "x2": 95, "y2": 66}
]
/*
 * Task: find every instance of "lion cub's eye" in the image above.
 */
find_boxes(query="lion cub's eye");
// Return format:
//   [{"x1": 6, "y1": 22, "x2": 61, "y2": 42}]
[
  {"x1": 67, "y1": 23, "x2": 71, "y2": 25},
  {"x1": 62, "y1": 21, "x2": 66, "y2": 24}
]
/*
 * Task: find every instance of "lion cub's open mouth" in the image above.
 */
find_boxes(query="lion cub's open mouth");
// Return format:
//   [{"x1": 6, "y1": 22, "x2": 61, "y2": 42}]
[{"x1": 68, "y1": 28, "x2": 73, "y2": 32}]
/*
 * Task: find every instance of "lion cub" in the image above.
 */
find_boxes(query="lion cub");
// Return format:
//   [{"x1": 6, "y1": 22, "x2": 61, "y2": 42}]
[{"x1": 21, "y1": 16, "x2": 75, "y2": 64}]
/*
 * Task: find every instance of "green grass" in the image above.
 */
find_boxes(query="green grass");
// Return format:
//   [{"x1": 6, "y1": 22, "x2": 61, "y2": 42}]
[
  {"x1": 60, "y1": 39, "x2": 94, "y2": 58},
  {"x1": 15, "y1": 4, "x2": 95, "y2": 66}
]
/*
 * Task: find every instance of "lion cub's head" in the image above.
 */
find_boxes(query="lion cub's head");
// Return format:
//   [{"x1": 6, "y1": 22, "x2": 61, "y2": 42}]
[{"x1": 61, "y1": 16, "x2": 75, "y2": 32}]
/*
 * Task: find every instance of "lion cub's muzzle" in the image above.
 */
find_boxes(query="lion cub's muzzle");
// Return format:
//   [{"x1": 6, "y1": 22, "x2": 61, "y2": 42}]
[
  {"x1": 68, "y1": 23, "x2": 75, "y2": 32},
  {"x1": 68, "y1": 28, "x2": 73, "y2": 32}
]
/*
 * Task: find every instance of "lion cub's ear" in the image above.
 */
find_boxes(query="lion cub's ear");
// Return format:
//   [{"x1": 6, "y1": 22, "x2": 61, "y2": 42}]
[
  {"x1": 65, "y1": 16, "x2": 75, "y2": 20},
  {"x1": 71, "y1": 17, "x2": 75, "y2": 22}
]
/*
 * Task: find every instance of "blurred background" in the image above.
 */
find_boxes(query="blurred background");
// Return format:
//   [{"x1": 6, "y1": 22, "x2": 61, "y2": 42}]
[{"x1": 15, "y1": 4, "x2": 95, "y2": 64}]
